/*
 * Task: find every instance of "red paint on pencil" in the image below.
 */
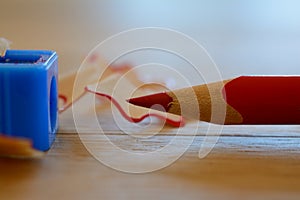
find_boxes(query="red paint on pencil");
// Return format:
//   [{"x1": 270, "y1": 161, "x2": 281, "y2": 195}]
[
  {"x1": 223, "y1": 76, "x2": 300, "y2": 124},
  {"x1": 128, "y1": 92, "x2": 172, "y2": 112}
]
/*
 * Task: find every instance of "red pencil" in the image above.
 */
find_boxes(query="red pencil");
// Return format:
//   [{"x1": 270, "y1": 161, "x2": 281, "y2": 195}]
[{"x1": 128, "y1": 76, "x2": 300, "y2": 125}]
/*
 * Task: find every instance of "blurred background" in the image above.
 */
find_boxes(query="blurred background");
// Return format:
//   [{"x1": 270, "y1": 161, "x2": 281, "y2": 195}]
[{"x1": 1, "y1": 0, "x2": 300, "y2": 79}]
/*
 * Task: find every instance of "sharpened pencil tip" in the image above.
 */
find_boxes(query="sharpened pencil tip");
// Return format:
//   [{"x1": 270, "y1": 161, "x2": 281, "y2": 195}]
[{"x1": 128, "y1": 92, "x2": 173, "y2": 112}]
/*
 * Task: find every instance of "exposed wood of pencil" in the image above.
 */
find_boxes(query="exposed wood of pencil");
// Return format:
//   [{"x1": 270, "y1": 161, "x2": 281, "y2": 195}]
[{"x1": 166, "y1": 80, "x2": 243, "y2": 124}]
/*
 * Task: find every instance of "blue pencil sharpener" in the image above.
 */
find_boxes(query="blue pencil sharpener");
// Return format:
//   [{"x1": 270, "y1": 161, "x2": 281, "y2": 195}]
[{"x1": 0, "y1": 50, "x2": 58, "y2": 151}]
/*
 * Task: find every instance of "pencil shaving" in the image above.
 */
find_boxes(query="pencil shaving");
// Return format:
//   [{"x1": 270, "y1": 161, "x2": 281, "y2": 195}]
[
  {"x1": 85, "y1": 74, "x2": 184, "y2": 127},
  {"x1": 0, "y1": 135, "x2": 44, "y2": 158},
  {"x1": 0, "y1": 38, "x2": 11, "y2": 57},
  {"x1": 58, "y1": 54, "x2": 150, "y2": 112},
  {"x1": 58, "y1": 52, "x2": 184, "y2": 126}
]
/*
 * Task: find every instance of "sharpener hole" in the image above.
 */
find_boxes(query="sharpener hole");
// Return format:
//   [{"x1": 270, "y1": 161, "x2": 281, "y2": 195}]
[{"x1": 50, "y1": 76, "x2": 58, "y2": 133}]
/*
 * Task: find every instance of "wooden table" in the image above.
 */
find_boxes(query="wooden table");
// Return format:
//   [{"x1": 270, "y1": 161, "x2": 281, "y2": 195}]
[
  {"x1": 1, "y1": 93, "x2": 300, "y2": 200},
  {"x1": 1, "y1": 0, "x2": 300, "y2": 199}
]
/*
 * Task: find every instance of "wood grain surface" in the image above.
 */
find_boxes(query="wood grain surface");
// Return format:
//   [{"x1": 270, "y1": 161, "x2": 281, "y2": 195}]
[
  {"x1": 1, "y1": 94, "x2": 300, "y2": 200},
  {"x1": 1, "y1": 1, "x2": 300, "y2": 199}
]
